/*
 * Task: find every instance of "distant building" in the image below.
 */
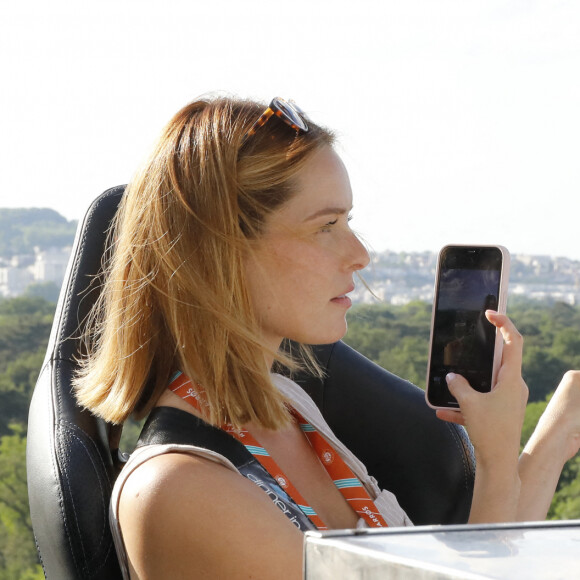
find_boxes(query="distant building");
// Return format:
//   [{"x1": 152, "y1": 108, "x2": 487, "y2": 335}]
[
  {"x1": 352, "y1": 252, "x2": 580, "y2": 307},
  {"x1": 30, "y1": 246, "x2": 71, "y2": 285},
  {"x1": 1, "y1": 246, "x2": 579, "y2": 305},
  {"x1": 0, "y1": 246, "x2": 71, "y2": 298},
  {"x1": 0, "y1": 265, "x2": 34, "y2": 297}
]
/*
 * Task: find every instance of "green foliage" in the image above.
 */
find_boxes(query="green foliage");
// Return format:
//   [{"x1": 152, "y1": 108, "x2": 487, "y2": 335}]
[
  {"x1": 24, "y1": 281, "x2": 61, "y2": 303},
  {"x1": 521, "y1": 347, "x2": 569, "y2": 401},
  {"x1": 120, "y1": 418, "x2": 146, "y2": 454},
  {"x1": 0, "y1": 294, "x2": 578, "y2": 577},
  {"x1": 509, "y1": 302, "x2": 580, "y2": 401},
  {"x1": 0, "y1": 296, "x2": 55, "y2": 318},
  {"x1": 345, "y1": 299, "x2": 580, "y2": 522},
  {"x1": 345, "y1": 301, "x2": 431, "y2": 386},
  {"x1": 0, "y1": 208, "x2": 77, "y2": 258},
  {"x1": 346, "y1": 300, "x2": 580, "y2": 404},
  {"x1": 0, "y1": 297, "x2": 52, "y2": 576},
  {"x1": 0, "y1": 297, "x2": 54, "y2": 436},
  {"x1": 0, "y1": 426, "x2": 41, "y2": 578},
  {"x1": 549, "y1": 457, "x2": 580, "y2": 520},
  {"x1": 521, "y1": 398, "x2": 548, "y2": 449},
  {"x1": 0, "y1": 350, "x2": 46, "y2": 437}
]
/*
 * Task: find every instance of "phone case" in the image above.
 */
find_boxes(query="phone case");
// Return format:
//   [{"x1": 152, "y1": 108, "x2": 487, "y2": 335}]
[{"x1": 425, "y1": 244, "x2": 511, "y2": 410}]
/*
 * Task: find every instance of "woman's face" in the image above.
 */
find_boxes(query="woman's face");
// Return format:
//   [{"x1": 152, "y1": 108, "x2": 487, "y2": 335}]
[{"x1": 245, "y1": 146, "x2": 370, "y2": 353}]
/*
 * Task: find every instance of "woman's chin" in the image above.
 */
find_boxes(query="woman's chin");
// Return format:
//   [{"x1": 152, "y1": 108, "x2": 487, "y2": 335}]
[{"x1": 303, "y1": 324, "x2": 348, "y2": 346}]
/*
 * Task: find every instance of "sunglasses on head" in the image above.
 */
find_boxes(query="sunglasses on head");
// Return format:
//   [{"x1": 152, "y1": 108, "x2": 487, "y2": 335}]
[{"x1": 242, "y1": 97, "x2": 309, "y2": 144}]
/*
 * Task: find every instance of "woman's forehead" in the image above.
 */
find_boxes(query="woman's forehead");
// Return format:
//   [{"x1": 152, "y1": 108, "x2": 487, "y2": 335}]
[{"x1": 274, "y1": 148, "x2": 353, "y2": 223}]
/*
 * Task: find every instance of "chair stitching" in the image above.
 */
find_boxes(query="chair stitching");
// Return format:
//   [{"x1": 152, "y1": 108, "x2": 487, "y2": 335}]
[
  {"x1": 445, "y1": 422, "x2": 472, "y2": 494},
  {"x1": 46, "y1": 188, "x2": 123, "y2": 578},
  {"x1": 55, "y1": 204, "x2": 92, "y2": 361},
  {"x1": 59, "y1": 420, "x2": 112, "y2": 577},
  {"x1": 56, "y1": 187, "x2": 122, "y2": 362},
  {"x1": 55, "y1": 366, "x2": 110, "y2": 577},
  {"x1": 54, "y1": 363, "x2": 83, "y2": 575}
]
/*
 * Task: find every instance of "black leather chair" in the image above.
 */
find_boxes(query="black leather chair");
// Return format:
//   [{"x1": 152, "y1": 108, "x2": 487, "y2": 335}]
[{"x1": 27, "y1": 186, "x2": 475, "y2": 579}]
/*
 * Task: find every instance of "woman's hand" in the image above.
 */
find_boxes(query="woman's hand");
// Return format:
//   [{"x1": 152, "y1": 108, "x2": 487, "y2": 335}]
[
  {"x1": 435, "y1": 312, "x2": 528, "y2": 523},
  {"x1": 436, "y1": 312, "x2": 529, "y2": 468},
  {"x1": 434, "y1": 311, "x2": 580, "y2": 522}
]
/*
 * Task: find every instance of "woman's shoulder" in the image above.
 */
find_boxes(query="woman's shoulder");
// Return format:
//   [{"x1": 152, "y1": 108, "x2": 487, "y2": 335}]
[
  {"x1": 118, "y1": 449, "x2": 236, "y2": 531},
  {"x1": 117, "y1": 445, "x2": 258, "y2": 532},
  {"x1": 117, "y1": 447, "x2": 303, "y2": 579}
]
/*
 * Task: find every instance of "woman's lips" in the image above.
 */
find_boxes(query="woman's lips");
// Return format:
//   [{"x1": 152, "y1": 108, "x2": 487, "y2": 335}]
[
  {"x1": 331, "y1": 294, "x2": 352, "y2": 307},
  {"x1": 331, "y1": 284, "x2": 355, "y2": 307}
]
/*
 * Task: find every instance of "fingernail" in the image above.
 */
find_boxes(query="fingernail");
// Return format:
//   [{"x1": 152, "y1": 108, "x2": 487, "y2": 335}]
[{"x1": 446, "y1": 373, "x2": 456, "y2": 383}]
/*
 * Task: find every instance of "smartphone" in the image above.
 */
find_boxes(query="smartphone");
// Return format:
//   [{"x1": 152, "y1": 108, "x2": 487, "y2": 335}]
[{"x1": 425, "y1": 245, "x2": 510, "y2": 409}]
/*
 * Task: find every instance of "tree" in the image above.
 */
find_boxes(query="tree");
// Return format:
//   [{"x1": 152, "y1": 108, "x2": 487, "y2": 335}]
[
  {"x1": 0, "y1": 208, "x2": 76, "y2": 258},
  {"x1": 345, "y1": 300, "x2": 580, "y2": 521},
  {"x1": 24, "y1": 281, "x2": 61, "y2": 304},
  {"x1": 549, "y1": 457, "x2": 580, "y2": 520},
  {"x1": 521, "y1": 398, "x2": 548, "y2": 449},
  {"x1": 0, "y1": 297, "x2": 54, "y2": 435},
  {"x1": 0, "y1": 297, "x2": 53, "y2": 373},
  {"x1": 522, "y1": 347, "x2": 569, "y2": 402},
  {"x1": 0, "y1": 297, "x2": 53, "y2": 578},
  {"x1": 377, "y1": 336, "x2": 428, "y2": 387},
  {"x1": 344, "y1": 301, "x2": 431, "y2": 386},
  {"x1": 0, "y1": 350, "x2": 45, "y2": 437},
  {"x1": 0, "y1": 426, "x2": 42, "y2": 580},
  {"x1": 552, "y1": 328, "x2": 580, "y2": 369}
]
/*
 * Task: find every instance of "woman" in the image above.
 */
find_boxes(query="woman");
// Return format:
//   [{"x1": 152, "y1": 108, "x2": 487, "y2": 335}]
[{"x1": 74, "y1": 96, "x2": 580, "y2": 579}]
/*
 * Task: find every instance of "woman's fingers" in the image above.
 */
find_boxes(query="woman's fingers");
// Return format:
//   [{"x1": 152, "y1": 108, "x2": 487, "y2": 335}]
[
  {"x1": 436, "y1": 328, "x2": 528, "y2": 468},
  {"x1": 445, "y1": 372, "x2": 474, "y2": 405},
  {"x1": 434, "y1": 373, "x2": 473, "y2": 425},
  {"x1": 433, "y1": 314, "x2": 528, "y2": 466},
  {"x1": 485, "y1": 311, "x2": 524, "y2": 380},
  {"x1": 436, "y1": 408, "x2": 466, "y2": 426}
]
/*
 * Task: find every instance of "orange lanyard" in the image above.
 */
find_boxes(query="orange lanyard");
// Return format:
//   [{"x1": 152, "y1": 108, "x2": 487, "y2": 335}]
[{"x1": 169, "y1": 372, "x2": 387, "y2": 530}]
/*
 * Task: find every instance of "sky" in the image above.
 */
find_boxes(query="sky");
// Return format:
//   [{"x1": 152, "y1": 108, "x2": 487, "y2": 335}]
[{"x1": 1, "y1": 0, "x2": 579, "y2": 260}]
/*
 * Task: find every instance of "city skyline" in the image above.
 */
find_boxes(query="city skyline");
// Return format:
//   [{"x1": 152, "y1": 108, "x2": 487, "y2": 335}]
[{"x1": 2, "y1": 228, "x2": 578, "y2": 305}]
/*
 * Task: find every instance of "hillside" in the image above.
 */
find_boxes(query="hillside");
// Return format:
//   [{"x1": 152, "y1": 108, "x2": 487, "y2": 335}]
[
  {"x1": 0, "y1": 208, "x2": 77, "y2": 258},
  {"x1": 1, "y1": 208, "x2": 579, "y2": 306}
]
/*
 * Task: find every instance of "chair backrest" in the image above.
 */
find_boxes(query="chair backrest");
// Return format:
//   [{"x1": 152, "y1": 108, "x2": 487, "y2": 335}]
[
  {"x1": 27, "y1": 186, "x2": 475, "y2": 580},
  {"x1": 27, "y1": 186, "x2": 126, "y2": 579}
]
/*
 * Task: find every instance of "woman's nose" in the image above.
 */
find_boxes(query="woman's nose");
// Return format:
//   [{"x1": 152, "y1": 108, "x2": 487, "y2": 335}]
[{"x1": 347, "y1": 232, "x2": 370, "y2": 272}]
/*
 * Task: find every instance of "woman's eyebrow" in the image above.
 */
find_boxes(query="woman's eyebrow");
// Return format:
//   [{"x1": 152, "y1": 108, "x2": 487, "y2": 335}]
[{"x1": 303, "y1": 206, "x2": 352, "y2": 222}]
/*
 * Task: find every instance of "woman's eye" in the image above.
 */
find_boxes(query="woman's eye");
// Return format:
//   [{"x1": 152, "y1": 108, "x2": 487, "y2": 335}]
[
  {"x1": 320, "y1": 219, "x2": 338, "y2": 233},
  {"x1": 318, "y1": 214, "x2": 354, "y2": 233}
]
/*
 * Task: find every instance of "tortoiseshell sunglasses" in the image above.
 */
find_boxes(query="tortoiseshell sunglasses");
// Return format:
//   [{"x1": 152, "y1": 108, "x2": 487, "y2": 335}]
[{"x1": 242, "y1": 97, "x2": 309, "y2": 143}]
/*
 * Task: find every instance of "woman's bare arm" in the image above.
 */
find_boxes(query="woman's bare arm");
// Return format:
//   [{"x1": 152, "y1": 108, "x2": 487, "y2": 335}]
[
  {"x1": 517, "y1": 370, "x2": 580, "y2": 521},
  {"x1": 119, "y1": 452, "x2": 304, "y2": 579}
]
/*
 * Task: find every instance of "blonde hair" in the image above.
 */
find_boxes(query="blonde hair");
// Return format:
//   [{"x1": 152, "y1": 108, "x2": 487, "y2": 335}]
[{"x1": 74, "y1": 96, "x2": 334, "y2": 430}]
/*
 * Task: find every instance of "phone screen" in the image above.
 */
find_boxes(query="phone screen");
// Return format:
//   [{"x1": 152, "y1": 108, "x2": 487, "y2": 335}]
[{"x1": 426, "y1": 246, "x2": 504, "y2": 408}]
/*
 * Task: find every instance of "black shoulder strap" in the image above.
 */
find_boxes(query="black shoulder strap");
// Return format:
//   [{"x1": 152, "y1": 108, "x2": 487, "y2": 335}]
[{"x1": 137, "y1": 406, "x2": 316, "y2": 531}]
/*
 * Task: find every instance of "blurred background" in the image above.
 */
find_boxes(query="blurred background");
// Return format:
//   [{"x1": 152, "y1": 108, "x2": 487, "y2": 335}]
[{"x1": 1, "y1": 2, "x2": 579, "y2": 578}]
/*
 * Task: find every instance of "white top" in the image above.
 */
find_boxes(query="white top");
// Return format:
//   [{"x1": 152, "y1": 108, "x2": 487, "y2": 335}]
[{"x1": 109, "y1": 374, "x2": 413, "y2": 579}]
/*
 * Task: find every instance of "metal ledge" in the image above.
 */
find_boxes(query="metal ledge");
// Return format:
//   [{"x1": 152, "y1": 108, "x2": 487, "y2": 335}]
[{"x1": 304, "y1": 520, "x2": 580, "y2": 579}]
